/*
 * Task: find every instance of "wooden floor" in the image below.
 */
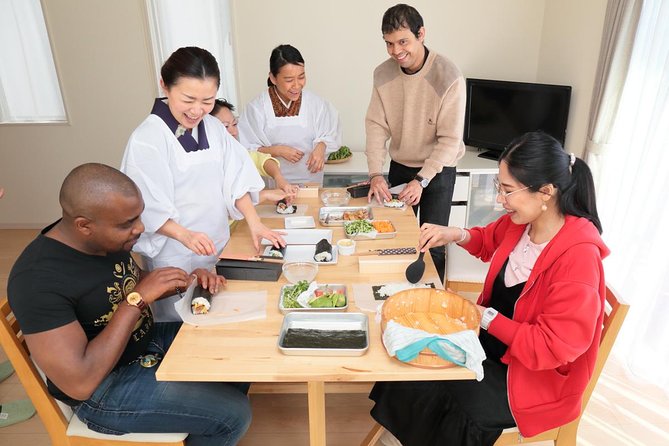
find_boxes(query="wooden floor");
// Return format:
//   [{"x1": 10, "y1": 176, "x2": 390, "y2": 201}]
[{"x1": 2, "y1": 229, "x2": 669, "y2": 445}]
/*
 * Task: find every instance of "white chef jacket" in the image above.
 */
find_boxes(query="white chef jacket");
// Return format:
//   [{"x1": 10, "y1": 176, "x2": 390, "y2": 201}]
[
  {"x1": 121, "y1": 114, "x2": 264, "y2": 321},
  {"x1": 238, "y1": 89, "x2": 342, "y2": 184}
]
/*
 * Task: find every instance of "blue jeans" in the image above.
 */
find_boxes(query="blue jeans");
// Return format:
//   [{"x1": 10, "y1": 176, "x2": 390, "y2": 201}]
[
  {"x1": 389, "y1": 161, "x2": 456, "y2": 283},
  {"x1": 73, "y1": 322, "x2": 251, "y2": 446}
]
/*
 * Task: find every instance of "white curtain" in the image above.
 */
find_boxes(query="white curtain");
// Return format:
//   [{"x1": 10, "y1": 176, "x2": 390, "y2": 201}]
[
  {"x1": 593, "y1": 0, "x2": 669, "y2": 392},
  {"x1": 145, "y1": 0, "x2": 238, "y2": 106},
  {"x1": 0, "y1": 0, "x2": 66, "y2": 123}
]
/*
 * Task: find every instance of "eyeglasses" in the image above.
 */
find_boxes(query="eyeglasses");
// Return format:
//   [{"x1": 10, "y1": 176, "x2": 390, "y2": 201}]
[{"x1": 493, "y1": 178, "x2": 531, "y2": 199}]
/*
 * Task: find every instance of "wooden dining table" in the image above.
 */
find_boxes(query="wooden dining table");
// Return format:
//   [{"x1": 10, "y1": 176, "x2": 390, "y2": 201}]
[{"x1": 155, "y1": 192, "x2": 475, "y2": 446}]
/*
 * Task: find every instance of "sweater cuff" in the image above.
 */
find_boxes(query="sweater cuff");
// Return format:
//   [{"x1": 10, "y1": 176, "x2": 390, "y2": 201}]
[{"x1": 487, "y1": 313, "x2": 520, "y2": 346}]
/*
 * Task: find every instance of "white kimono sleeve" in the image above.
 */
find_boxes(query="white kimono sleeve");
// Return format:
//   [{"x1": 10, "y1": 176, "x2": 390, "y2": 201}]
[
  {"x1": 120, "y1": 138, "x2": 179, "y2": 257},
  {"x1": 238, "y1": 98, "x2": 270, "y2": 152},
  {"x1": 312, "y1": 97, "x2": 342, "y2": 155},
  {"x1": 219, "y1": 127, "x2": 265, "y2": 220}
]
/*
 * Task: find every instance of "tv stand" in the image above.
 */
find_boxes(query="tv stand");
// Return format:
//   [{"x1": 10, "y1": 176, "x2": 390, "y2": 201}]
[{"x1": 477, "y1": 150, "x2": 501, "y2": 161}]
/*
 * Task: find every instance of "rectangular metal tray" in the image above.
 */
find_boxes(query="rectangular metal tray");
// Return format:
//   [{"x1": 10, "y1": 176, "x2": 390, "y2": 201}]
[
  {"x1": 344, "y1": 219, "x2": 397, "y2": 240},
  {"x1": 318, "y1": 206, "x2": 373, "y2": 226},
  {"x1": 279, "y1": 283, "x2": 348, "y2": 314},
  {"x1": 278, "y1": 312, "x2": 369, "y2": 356}
]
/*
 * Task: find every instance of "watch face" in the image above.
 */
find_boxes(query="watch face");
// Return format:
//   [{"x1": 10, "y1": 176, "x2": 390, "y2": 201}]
[
  {"x1": 127, "y1": 292, "x2": 142, "y2": 306},
  {"x1": 420, "y1": 179, "x2": 429, "y2": 187}
]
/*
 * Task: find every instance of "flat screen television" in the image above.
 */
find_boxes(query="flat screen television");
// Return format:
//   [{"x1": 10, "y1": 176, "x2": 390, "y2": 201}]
[{"x1": 464, "y1": 78, "x2": 572, "y2": 160}]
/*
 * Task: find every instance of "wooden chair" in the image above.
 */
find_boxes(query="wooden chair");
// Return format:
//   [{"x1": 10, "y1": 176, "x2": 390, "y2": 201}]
[
  {"x1": 360, "y1": 285, "x2": 629, "y2": 446},
  {"x1": 0, "y1": 298, "x2": 187, "y2": 446}
]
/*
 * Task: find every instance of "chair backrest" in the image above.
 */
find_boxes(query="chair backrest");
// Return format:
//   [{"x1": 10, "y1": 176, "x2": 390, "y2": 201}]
[
  {"x1": 0, "y1": 297, "x2": 70, "y2": 443},
  {"x1": 580, "y1": 285, "x2": 629, "y2": 411}
]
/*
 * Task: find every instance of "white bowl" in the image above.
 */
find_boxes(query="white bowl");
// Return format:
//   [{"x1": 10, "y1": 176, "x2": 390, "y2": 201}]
[
  {"x1": 282, "y1": 261, "x2": 319, "y2": 284},
  {"x1": 337, "y1": 238, "x2": 356, "y2": 256},
  {"x1": 320, "y1": 190, "x2": 351, "y2": 207}
]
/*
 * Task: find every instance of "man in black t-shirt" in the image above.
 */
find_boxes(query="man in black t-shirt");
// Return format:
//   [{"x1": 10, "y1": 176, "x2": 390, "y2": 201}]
[{"x1": 8, "y1": 164, "x2": 251, "y2": 444}]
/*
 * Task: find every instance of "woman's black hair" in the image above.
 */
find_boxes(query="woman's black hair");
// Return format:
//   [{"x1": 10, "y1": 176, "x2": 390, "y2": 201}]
[
  {"x1": 161, "y1": 47, "x2": 220, "y2": 89},
  {"x1": 266, "y1": 44, "x2": 305, "y2": 87},
  {"x1": 500, "y1": 131, "x2": 602, "y2": 233},
  {"x1": 211, "y1": 98, "x2": 235, "y2": 116},
  {"x1": 382, "y1": 4, "x2": 424, "y2": 38}
]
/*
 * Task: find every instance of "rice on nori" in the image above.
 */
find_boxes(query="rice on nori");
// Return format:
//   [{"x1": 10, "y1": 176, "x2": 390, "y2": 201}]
[
  {"x1": 313, "y1": 238, "x2": 333, "y2": 262},
  {"x1": 276, "y1": 198, "x2": 296, "y2": 214},
  {"x1": 191, "y1": 286, "x2": 212, "y2": 314},
  {"x1": 268, "y1": 246, "x2": 286, "y2": 258}
]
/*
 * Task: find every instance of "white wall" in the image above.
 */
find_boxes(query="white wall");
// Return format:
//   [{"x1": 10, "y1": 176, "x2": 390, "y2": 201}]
[
  {"x1": 538, "y1": 0, "x2": 608, "y2": 154},
  {"x1": 0, "y1": 0, "x2": 608, "y2": 227},
  {"x1": 233, "y1": 0, "x2": 547, "y2": 153}
]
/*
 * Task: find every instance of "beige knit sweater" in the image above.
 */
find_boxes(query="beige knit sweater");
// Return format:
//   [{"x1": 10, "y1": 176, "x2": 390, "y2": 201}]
[{"x1": 365, "y1": 50, "x2": 466, "y2": 180}]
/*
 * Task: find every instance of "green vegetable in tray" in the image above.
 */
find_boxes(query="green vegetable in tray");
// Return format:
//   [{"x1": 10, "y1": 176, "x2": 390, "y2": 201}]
[
  {"x1": 281, "y1": 280, "x2": 310, "y2": 308},
  {"x1": 344, "y1": 219, "x2": 374, "y2": 235},
  {"x1": 327, "y1": 145, "x2": 352, "y2": 161},
  {"x1": 308, "y1": 292, "x2": 346, "y2": 308}
]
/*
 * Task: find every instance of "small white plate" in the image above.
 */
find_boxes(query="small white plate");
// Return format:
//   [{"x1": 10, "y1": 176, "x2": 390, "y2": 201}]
[
  {"x1": 264, "y1": 245, "x2": 338, "y2": 265},
  {"x1": 285, "y1": 216, "x2": 316, "y2": 229}
]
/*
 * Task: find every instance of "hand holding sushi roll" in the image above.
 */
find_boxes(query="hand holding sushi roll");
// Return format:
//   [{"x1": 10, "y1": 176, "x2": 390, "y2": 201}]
[{"x1": 191, "y1": 268, "x2": 226, "y2": 295}]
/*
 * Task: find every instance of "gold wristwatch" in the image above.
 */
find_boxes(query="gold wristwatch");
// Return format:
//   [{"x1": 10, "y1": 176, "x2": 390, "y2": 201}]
[{"x1": 126, "y1": 291, "x2": 147, "y2": 311}]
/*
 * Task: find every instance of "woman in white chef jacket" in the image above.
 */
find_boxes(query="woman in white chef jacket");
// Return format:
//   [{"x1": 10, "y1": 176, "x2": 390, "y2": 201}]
[
  {"x1": 238, "y1": 44, "x2": 342, "y2": 185},
  {"x1": 121, "y1": 47, "x2": 285, "y2": 322}
]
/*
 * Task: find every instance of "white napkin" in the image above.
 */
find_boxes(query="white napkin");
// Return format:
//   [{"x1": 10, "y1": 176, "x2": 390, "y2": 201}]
[
  {"x1": 296, "y1": 281, "x2": 319, "y2": 308},
  {"x1": 174, "y1": 281, "x2": 267, "y2": 326},
  {"x1": 382, "y1": 320, "x2": 486, "y2": 381}
]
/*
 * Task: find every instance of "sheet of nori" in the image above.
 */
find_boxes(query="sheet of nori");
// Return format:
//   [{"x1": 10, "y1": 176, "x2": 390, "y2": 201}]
[{"x1": 281, "y1": 328, "x2": 367, "y2": 349}]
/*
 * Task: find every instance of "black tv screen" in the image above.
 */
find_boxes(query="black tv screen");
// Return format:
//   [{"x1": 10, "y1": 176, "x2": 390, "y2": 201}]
[{"x1": 464, "y1": 78, "x2": 571, "y2": 160}]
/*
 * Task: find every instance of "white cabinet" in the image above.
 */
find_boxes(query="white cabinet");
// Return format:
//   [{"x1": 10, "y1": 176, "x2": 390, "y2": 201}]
[{"x1": 446, "y1": 151, "x2": 503, "y2": 284}]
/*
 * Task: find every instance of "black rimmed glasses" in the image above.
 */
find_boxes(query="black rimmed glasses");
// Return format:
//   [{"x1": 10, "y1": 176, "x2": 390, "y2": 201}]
[{"x1": 493, "y1": 178, "x2": 531, "y2": 199}]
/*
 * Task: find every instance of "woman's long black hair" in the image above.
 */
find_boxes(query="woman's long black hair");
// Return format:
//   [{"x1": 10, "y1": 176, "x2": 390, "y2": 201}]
[{"x1": 500, "y1": 131, "x2": 602, "y2": 233}]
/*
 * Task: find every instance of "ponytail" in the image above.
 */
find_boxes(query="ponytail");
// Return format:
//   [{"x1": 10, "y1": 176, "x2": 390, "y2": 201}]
[{"x1": 559, "y1": 157, "x2": 602, "y2": 233}]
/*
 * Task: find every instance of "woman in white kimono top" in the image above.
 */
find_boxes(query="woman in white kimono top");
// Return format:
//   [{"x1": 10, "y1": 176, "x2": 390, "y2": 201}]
[
  {"x1": 121, "y1": 47, "x2": 285, "y2": 322},
  {"x1": 238, "y1": 44, "x2": 342, "y2": 185}
]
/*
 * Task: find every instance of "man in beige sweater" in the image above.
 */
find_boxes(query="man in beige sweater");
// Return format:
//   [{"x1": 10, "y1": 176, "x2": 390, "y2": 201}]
[{"x1": 365, "y1": 3, "x2": 466, "y2": 282}]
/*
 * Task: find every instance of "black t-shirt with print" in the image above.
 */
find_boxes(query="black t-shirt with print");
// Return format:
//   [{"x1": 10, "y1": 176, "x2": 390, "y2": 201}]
[{"x1": 7, "y1": 222, "x2": 154, "y2": 403}]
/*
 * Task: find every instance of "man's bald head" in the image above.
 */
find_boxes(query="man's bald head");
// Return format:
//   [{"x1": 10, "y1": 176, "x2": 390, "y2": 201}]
[{"x1": 59, "y1": 163, "x2": 141, "y2": 218}]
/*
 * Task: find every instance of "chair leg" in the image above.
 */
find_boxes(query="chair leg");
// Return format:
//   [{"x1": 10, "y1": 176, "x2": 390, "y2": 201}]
[
  {"x1": 360, "y1": 421, "x2": 385, "y2": 446},
  {"x1": 555, "y1": 419, "x2": 579, "y2": 446}
]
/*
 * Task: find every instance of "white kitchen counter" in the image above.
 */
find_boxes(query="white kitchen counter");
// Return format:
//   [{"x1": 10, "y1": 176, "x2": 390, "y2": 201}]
[{"x1": 323, "y1": 148, "x2": 497, "y2": 176}]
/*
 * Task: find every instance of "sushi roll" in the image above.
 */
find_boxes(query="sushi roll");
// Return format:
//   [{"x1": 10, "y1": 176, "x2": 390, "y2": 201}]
[
  {"x1": 267, "y1": 246, "x2": 286, "y2": 258},
  {"x1": 313, "y1": 238, "x2": 333, "y2": 262},
  {"x1": 191, "y1": 285, "x2": 212, "y2": 314},
  {"x1": 276, "y1": 198, "x2": 296, "y2": 214}
]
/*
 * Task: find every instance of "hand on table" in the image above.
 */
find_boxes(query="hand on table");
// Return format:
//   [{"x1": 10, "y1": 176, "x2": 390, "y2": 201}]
[
  {"x1": 367, "y1": 175, "x2": 392, "y2": 205},
  {"x1": 398, "y1": 180, "x2": 423, "y2": 206}
]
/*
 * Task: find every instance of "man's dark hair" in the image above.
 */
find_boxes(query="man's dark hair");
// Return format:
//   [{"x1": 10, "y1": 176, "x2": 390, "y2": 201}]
[{"x1": 382, "y1": 4, "x2": 424, "y2": 38}]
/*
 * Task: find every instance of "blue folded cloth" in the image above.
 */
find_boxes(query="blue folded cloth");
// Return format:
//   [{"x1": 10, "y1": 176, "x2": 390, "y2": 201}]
[{"x1": 383, "y1": 320, "x2": 486, "y2": 380}]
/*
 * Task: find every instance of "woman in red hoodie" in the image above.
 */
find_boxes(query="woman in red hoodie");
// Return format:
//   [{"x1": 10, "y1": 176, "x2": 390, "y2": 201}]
[{"x1": 369, "y1": 131, "x2": 608, "y2": 446}]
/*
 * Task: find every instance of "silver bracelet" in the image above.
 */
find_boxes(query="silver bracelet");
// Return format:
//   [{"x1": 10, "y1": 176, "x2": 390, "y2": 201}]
[{"x1": 456, "y1": 227, "x2": 468, "y2": 244}]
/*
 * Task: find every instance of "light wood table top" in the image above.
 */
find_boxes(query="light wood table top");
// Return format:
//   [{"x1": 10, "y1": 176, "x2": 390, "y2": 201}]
[{"x1": 155, "y1": 194, "x2": 475, "y2": 445}]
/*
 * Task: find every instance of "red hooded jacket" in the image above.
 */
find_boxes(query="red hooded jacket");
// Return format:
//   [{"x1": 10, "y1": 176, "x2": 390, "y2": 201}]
[{"x1": 463, "y1": 214, "x2": 609, "y2": 437}]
